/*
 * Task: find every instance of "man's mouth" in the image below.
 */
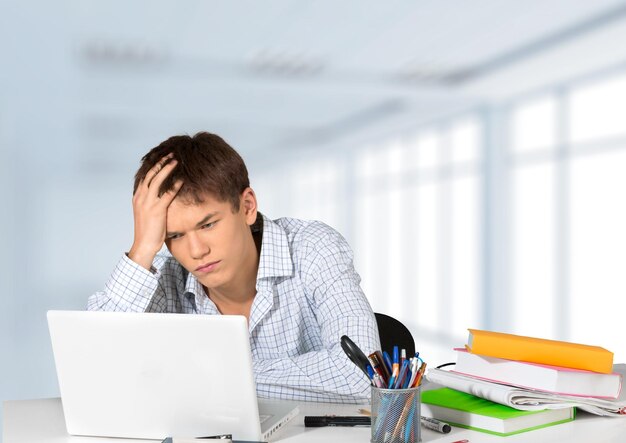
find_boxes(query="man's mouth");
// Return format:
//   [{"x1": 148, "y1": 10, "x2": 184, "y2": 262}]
[{"x1": 195, "y1": 261, "x2": 221, "y2": 273}]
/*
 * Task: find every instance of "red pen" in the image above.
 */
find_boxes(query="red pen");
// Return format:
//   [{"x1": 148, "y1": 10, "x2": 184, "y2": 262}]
[{"x1": 412, "y1": 362, "x2": 427, "y2": 387}]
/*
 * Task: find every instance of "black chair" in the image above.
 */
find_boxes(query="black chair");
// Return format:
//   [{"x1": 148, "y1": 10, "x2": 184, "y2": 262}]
[{"x1": 375, "y1": 312, "x2": 415, "y2": 357}]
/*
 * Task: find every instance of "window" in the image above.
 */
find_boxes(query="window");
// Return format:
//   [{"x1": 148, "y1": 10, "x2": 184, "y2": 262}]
[
  {"x1": 569, "y1": 73, "x2": 626, "y2": 144},
  {"x1": 352, "y1": 117, "x2": 483, "y2": 347},
  {"x1": 507, "y1": 71, "x2": 626, "y2": 362}
]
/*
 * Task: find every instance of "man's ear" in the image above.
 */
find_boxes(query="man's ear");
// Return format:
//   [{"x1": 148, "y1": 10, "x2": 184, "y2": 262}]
[{"x1": 240, "y1": 187, "x2": 258, "y2": 225}]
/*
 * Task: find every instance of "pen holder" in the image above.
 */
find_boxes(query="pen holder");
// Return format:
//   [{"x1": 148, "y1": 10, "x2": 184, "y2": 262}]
[{"x1": 371, "y1": 386, "x2": 421, "y2": 443}]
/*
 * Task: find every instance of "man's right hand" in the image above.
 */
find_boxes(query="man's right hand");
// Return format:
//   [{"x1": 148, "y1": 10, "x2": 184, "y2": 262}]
[{"x1": 128, "y1": 153, "x2": 183, "y2": 271}]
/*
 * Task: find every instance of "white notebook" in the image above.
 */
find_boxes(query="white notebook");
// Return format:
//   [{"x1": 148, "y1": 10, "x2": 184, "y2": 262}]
[{"x1": 48, "y1": 310, "x2": 299, "y2": 441}]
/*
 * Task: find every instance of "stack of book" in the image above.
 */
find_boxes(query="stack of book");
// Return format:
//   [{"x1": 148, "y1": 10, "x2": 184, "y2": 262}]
[{"x1": 422, "y1": 329, "x2": 626, "y2": 436}]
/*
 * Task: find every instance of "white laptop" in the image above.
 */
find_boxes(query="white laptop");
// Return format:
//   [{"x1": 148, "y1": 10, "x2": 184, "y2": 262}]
[{"x1": 47, "y1": 310, "x2": 299, "y2": 441}]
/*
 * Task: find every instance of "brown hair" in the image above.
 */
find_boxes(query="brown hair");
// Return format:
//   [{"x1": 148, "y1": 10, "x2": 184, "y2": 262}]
[{"x1": 133, "y1": 132, "x2": 250, "y2": 210}]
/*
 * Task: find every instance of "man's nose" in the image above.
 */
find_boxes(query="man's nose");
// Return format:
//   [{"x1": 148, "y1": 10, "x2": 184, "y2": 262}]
[{"x1": 188, "y1": 232, "x2": 210, "y2": 259}]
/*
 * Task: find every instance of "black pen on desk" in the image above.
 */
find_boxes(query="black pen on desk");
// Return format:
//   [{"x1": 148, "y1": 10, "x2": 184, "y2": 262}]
[
  {"x1": 304, "y1": 415, "x2": 371, "y2": 427},
  {"x1": 420, "y1": 416, "x2": 451, "y2": 434}
]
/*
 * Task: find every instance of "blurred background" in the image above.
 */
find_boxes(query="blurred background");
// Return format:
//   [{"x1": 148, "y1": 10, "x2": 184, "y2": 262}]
[{"x1": 2, "y1": 0, "x2": 626, "y2": 434}]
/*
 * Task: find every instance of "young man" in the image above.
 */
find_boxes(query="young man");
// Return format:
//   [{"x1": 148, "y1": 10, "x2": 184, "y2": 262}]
[{"x1": 88, "y1": 132, "x2": 380, "y2": 403}]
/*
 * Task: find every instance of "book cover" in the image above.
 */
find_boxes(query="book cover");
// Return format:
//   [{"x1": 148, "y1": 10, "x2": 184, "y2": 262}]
[
  {"x1": 467, "y1": 329, "x2": 613, "y2": 374},
  {"x1": 453, "y1": 348, "x2": 622, "y2": 398},
  {"x1": 421, "y1": 387, "x2": 576, "y2": 436}
]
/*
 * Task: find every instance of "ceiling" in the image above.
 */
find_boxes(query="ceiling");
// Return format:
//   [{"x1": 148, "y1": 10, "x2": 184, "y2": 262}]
[{"x1": 3, "y1": 0, "x2": 626, "y2": 171}]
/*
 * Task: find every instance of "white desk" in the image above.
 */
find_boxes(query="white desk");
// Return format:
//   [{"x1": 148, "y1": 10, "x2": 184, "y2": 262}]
[{"x1": 4, "y1": 397, "x2": 626, "y2": 443}]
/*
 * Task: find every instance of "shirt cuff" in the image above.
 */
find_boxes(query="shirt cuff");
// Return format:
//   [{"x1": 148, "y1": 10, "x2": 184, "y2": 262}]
[{"x1": 103, "y1": 254, "x2": 161, "y2": 311}]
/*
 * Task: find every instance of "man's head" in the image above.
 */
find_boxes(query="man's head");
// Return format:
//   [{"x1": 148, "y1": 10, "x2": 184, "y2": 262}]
[
  {"x1": 133, "y1": 132, "x2": 259, "y2": 294},
  {"x1": 133, "y1": 132, "x2": 250, "y2": 211}
]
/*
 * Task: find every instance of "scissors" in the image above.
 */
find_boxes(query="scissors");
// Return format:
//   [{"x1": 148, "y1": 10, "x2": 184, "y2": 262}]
[{"x1": 340, "y1": 335, "x2": 371, "y2": 378}]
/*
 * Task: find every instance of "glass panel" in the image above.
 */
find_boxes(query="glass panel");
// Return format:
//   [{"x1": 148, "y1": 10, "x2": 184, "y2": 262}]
[
  {"x1": 569, "y1": 73, "x2": 626, "y2": 144},
  {"x1": 415, "y1": 181, "x2": 440, "y2": 332},
  {"x1": 354, "y1": 188, "x2": 390, "y2": 311},
  {"x1": 356, "y1": 146, "x2": 387, "y2": 178},
  {"x1": 416, "y1": 131, "x2": 442, "y2": 170},
  {"x1": 511, "y1": 163, "x2": 556, "y2": 338},
  {"x1": 511, "y1": 95, "x2": 556, "y2": 153},
  {"x1": 386, "y1": 138, "x2": 412, "y2": 175},
  {"x1": 401, "y1": 183, "x2": 420, "y2": 333},
  {"x1": 354, "y1": 187, "x2": 375, "y2": 305},
  {"x1": 450, "y1": 175, "x2": 481, "y2": 335},
  {"x1": 450, "y1": 117, "x2": 481, "y2": 164},
  {"x1": 569, "y1": 149, "x2": 626, "y2": 363},
  {"x1": 290, "y1": 159, "x2": 340, "y2": 227},
  {"x1": 386, "y1": 186, "x2": 405, "y2": 318}
]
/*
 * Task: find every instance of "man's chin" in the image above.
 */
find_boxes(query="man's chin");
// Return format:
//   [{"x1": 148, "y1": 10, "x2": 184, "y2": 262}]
[{"x1": 195, "y1": 273, "x2": 224, "y2": 291}]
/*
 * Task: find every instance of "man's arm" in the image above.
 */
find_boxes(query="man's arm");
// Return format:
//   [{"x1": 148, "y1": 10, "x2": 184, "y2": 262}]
[
  {"x1": 253, "y1": 226, "x2": 380, "y2": 403},
  {"x1": 129, "y1": 153, "x2": 182, "y2": 270},
  {"x1": 87, "y1": 253, "x2": 176, "y2": 312},
  {"x1": 88, "y1": 153, "x2": 184, "y2": 312}
]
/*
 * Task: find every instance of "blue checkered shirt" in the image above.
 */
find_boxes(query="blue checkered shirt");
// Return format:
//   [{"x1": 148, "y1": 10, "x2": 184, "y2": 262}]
[{"x1": 88, "y1": 214, "x2": 380, "y2": 403}]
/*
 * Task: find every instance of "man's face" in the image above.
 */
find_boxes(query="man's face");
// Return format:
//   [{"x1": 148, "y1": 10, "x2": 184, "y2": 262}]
[{"x1": 164, "y1": 191, "x2": 257, "y2": 291}]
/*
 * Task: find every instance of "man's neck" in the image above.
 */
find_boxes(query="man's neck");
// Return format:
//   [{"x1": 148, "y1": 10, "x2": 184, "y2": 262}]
[{"x1": 204, "y1": 218, "x2": 262, "y2": 316}]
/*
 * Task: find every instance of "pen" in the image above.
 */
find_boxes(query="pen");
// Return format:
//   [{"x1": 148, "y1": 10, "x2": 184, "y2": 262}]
[
  {"x1": 395, "y1": 359, "x2": 410, "y2": 389},
  {"x1": 368, "y1": 353, "x2": 389, "y2": 384},
  {"x1": 366, "y1": 364, "x2": 375, "y2": 382},
  {"x1": 413, "y1": 361, "x2": 427, "y2": 387},
  {"x1": 374, "y1": 350, "x2": 390, "y2": 380},
  {"x1": 382, "y1": 351, "x2": 393, "y2": 375},
  {"x1": 406, "y1": 358, "x2": 418, "y2": 388},
  {"x1": 304, "y1": 416, "x2": 371, "y2": 427},
  {"x1": 366, "y1": 364, "x2": 383, "y2": 388},
  {"x1": 421, "y1": 416, "x2": 451, "y2": 434},
  {"x1": 388, "y1": 346, "x2": 399, "y2": 388}
]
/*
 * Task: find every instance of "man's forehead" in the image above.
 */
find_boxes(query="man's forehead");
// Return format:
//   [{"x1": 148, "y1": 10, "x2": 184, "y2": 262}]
[
  {"x1": 166, "y1": 197, "x2": 226, "y2": 226},
  {"x1": 174, "y1": 190, "x2": 223, "y2": 206}
]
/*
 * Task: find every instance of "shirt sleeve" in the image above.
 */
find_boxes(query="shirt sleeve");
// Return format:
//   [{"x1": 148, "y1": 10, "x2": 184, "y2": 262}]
[
  {"x1": 86, "y1": 253, "x2": 181, "y2": 313},
  {"x1": 252, "y1": 226, "x2": 381, "y2": 403}
]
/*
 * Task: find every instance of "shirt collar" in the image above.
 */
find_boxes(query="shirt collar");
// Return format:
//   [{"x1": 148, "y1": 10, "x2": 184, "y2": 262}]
[
  {"x1": 257, "y1": 213, "x2": 293, "y2": 280},
  {"x1": 185, "y1": 270, "x2": 204, "y2": 296}
]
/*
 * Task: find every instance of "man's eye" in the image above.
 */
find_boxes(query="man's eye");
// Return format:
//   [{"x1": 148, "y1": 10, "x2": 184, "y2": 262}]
[
  {"x1": 167, "y1": 234, "x2": 182, "y2": 240},
  {"x1": 201, "y1": 222, "x2": 216, "y2": 229}
]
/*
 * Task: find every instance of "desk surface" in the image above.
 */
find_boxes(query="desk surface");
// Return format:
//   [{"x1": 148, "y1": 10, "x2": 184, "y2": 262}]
[{"x1": 4, "y1": 397, "x2": 626, "y2": 443}]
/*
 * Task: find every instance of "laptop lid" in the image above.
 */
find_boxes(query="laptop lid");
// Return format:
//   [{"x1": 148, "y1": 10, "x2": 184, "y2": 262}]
[{"x1": 47, "y1": 310, "x2": 297, "y2": 441}]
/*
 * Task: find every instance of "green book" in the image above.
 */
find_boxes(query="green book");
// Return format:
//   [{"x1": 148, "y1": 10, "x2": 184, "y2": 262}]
[{"x1": 421, "y1": 388, "x2": 576, "y2": 437}]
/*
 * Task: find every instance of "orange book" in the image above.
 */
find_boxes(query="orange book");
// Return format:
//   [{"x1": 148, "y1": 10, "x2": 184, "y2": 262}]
[{"x1": 466, "y1": 329, "x2": 614, "y2": 374}]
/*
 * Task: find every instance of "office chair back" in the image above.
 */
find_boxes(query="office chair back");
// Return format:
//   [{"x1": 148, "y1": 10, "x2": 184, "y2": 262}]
[{"x1": 375, "y1": 313, "x2": 415, "y2": 357}]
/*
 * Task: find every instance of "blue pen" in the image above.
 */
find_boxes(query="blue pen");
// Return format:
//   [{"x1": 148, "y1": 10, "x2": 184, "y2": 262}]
[
  {"x1": 403, "y1": 366, "x2": 413, "y2": 389},
  {"x1": 388, "y1": 346, "x2": 399, "y2": 389},
  {"x1": 366, "y1": 364, "x2": 375, "y2": 383},
  {"x1": 367, "y1": 364, "x2": 383, "y2": 388},
  {"x1": 382, "y1": 351, "x2": 393, "y2": 375},
  {"x1": 395, "y1": 359, "x2": 410, "y2": 389}
]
